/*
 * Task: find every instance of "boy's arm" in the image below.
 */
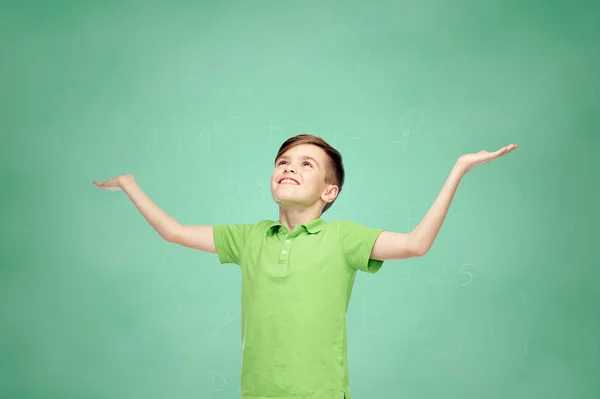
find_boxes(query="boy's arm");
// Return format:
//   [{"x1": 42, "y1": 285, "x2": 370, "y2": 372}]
[
  {"x1": 117, "y1": 175, "x2": 215, "y2": 253},
  {"x1": 371, "y1": 164, "x2": 465, "y2": 260},
  {"x1": 169, "y1": 224, "x2": 216, "y2": 253},
  {"x1": 372, "y1": 143, "x2": 517, "y2": 260}
]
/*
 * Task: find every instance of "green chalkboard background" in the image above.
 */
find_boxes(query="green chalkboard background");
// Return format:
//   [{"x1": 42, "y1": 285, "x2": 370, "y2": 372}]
[{"x1": 1, "y1": 0, "x2": 598, "y2": 398}]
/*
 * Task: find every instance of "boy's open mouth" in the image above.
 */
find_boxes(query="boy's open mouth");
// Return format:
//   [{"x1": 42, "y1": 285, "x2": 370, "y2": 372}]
[{"x1": 278, "y1": 177, "x2": 300, "y2": 185}]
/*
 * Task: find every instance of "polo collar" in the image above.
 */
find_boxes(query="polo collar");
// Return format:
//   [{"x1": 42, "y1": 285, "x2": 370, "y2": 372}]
[{"x1": 267, "y1": 217, "x2": 327, "y2": 236}]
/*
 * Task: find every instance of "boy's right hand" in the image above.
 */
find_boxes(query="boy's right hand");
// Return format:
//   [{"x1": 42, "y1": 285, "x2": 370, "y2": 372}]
[{"x1": 93, "y1": 174, "x2": 133, "y2": 191}]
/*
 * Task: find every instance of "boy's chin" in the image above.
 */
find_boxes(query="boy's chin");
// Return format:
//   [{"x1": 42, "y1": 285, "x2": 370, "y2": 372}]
[
  {"x1": 275, "y1": 199, "x2": 301, "y2": 207},
  {"x1": 274, "y1": 197, "x2": 309, "y2": 207}
]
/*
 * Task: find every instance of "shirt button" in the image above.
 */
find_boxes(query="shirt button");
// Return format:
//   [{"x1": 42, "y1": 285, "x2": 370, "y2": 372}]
[
  {"x1": 285, "y1": 239, "x2": 291, "y2": 244},
  {"x1": 282, "y1": 250, "x2": 287, "y2": 255}
]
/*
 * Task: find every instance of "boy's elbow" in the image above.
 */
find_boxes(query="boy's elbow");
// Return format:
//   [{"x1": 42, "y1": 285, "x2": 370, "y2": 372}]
[
  {"x1": 412, "y1": 244, "x2": 429, "y2": 257},
  {"x1": 162, "y1": 223, "x2": 180, "y2": 243},
  {"x1": 163, "y1": 231, "x2": 177, "y2": 244}
]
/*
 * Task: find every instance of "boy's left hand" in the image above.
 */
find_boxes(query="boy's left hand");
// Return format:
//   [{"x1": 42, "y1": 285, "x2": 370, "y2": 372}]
[{"x1": 456, "y1": 144, "x2": 518, "y2": 173}]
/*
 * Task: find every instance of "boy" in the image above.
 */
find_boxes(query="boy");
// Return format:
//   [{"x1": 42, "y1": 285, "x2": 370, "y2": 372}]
[{"x1": 94, "y1": 134, "x2": 516, "y2": 399}]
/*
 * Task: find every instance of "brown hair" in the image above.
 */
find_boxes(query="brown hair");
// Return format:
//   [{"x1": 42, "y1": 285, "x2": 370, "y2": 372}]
[{"x1": 274, "y1": 134, "x2": 345, "y2": 215}]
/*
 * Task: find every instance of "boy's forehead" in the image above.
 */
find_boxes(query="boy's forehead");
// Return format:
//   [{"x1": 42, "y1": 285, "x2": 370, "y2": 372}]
[{"x1": 280, "y1": 144, "x2": 325, "y2": 159}]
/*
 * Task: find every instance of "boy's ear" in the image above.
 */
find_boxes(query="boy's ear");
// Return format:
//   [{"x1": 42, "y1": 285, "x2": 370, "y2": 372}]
[{"x1": 322, "y1": 185, "x2": 339, "y2": 204}]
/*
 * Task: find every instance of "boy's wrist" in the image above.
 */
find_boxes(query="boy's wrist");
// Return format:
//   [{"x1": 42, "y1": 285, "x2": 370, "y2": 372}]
[
  {"x1": 119, "y1": 174, "x2": 135, "y2": 188},
  {"x1": 452, "y1": 162, "x2": 468, "y2": 177}
]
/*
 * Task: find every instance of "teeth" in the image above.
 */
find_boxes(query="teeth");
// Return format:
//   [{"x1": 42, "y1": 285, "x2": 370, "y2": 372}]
[{"x1": 280, "y1": 179, "x2": 299, "y2": 185}]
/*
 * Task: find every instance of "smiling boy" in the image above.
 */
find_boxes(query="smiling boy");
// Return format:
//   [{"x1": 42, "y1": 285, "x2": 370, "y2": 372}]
[{"x1": 94, "y1": 134, "x2": 516, "y2": 399}]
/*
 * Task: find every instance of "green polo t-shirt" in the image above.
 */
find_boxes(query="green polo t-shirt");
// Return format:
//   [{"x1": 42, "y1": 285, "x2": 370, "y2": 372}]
[{"x1": 213, "y1": 217, "x2": 384, "y2": 399}]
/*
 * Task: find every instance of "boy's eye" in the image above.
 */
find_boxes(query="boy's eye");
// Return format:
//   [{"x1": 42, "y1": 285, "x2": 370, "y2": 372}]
[{"x1": 276, "y1": 160, "x2": 313, "y2": 167}]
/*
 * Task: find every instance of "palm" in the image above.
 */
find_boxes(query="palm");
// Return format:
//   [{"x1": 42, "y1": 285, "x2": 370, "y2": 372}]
[
  {"x1": 93, "y1": 177, "x2": 122, "y2": 191},
  {"x1": 457, "y1": 144, "x2": 517, "y2": 172}
]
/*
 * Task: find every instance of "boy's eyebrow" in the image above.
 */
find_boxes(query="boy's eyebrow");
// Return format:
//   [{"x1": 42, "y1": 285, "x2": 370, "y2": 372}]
[{"x1": 276, "y1": 155, "x2": 320, "y2": 167}]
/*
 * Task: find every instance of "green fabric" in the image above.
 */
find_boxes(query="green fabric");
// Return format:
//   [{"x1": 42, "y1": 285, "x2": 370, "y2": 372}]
[{"x1": 213, "y1": 217, "x2": 384, "y2": 399}]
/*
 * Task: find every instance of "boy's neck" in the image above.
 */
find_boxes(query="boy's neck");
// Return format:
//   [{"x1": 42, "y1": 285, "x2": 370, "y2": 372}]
[{"x1": 278, "y1": 206, "x2": 322, "y2": 232}]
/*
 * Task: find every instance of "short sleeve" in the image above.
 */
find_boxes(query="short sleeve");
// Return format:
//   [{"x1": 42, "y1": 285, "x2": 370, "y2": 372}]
[
  {"x1": 338, "y1": 220, "x2": 385, "y2": 274},
  {"x1": 213, "y1": 223, "x2": 256, "y2": 265}
]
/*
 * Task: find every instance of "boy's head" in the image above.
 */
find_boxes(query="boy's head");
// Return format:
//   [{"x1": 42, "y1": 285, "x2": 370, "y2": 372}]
[{"x1": 271, "y1": 134, "x2": 345, "y2": 215}]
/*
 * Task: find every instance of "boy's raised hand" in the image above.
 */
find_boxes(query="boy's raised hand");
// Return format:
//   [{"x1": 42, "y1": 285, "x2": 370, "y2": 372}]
[
  {"x1": 93, "y1": 174, "x2": 133, "y2": 191},
  {"x1": 456, "y1": 144, "x2": 518, "y2": 173}
]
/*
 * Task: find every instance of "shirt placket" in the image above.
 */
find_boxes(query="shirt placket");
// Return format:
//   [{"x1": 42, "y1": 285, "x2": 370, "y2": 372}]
[{"x1": 276, "y1": 231, "x2": 296, "y2": 275}]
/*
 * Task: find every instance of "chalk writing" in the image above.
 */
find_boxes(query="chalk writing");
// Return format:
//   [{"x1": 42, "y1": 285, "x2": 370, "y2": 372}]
[
  {"x1": 457, "y1": 263, "x2": 478, "y2": 286},
  {"x1": 393, "y1": 109, "x2": 424, "y2": 153},
  {"x1": 224, "y1": 180, "x2": 243, "y2": 215},
  {"x1": 211, "y1": 308, "x2": 235, "y2": 337},
  {"x1": 195, "y1": 125, "x2": 212, "y2": 151},
  {"x1": 355, "y1": 53, "x2": 370, "y2": 71},
  {"x1": 425, "y1": 260, "x2": 451, "y2": 285},
  {"x1": 209, "y1": 371, "x2": 228, "y2": 391},
  {"x1": 404, "y1": 260, "x2": 481, "y2": 286}
]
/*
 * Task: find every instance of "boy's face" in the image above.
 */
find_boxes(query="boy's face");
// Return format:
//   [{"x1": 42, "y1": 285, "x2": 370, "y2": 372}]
[{"x1": 271, "y1": 144, "x2": 338, "y2": 211}]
